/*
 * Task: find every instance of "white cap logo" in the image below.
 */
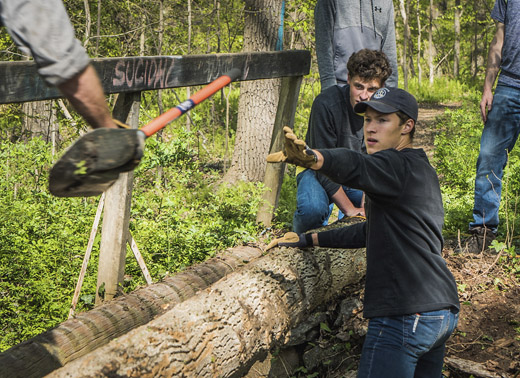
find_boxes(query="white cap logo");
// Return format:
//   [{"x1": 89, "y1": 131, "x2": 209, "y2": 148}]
[{"x1": 373, "y1": 88, "x2": 390, "y2": 99}]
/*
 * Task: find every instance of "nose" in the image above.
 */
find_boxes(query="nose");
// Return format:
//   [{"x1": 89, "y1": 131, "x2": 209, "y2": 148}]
[
  {"x1": 364, "y1": 119, "x2": 375, "y2": 133},
  {"x1": 359, "y1": 89, "x2": 370, "y2": 101}
]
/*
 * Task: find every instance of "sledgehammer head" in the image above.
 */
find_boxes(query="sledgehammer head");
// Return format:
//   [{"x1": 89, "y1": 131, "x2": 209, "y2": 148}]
[{"x1": 49, "y1": 128, "x2": 145, "y2": 197}]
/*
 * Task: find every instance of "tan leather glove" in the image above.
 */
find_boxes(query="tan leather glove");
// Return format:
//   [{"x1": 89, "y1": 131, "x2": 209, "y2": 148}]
[
  {"x1": 265, "y1": 232, "x2": 313, "y2": 251},
  {"x1": 266, "y1": 126, "x2": 318, "y2": 168}
]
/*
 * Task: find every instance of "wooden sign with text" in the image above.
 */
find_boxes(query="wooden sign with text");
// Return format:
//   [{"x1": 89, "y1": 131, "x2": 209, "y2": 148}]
[{"x1": 0, "y1": 50, "x2": 311, "y2": 104}]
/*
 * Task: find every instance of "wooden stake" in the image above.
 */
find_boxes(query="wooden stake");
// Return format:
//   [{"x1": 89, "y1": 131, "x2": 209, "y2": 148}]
[
  {"x1": 128, "y1": 233, "x2": 153, "y2": 285},
  {"x1": 68, "y1": 193, "x2": 105, "y2": 319}
]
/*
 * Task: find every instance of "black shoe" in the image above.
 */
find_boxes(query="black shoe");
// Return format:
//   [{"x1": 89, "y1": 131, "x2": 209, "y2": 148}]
[{"x1": 458, "y1": 226, "x2": 496, "y2": 254}]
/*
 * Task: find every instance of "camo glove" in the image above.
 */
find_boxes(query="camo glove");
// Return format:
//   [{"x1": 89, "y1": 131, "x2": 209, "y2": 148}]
[{"x1": 266, "y1": 126, "x2": 318, "y2": 168}]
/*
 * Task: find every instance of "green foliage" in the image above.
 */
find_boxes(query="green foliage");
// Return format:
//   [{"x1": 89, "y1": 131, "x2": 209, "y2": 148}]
[
  {"x1": 0, "y1": 134, "x2": 265, "y2": 351},
  {"x1": 407, "y1": 77, "x2": 481, "y2": 104},
  {"x1": 432, "y1": 103, "x2": 483, "y2": 236},
  {"x1": 272, "y1": 166, "x2": 298, "y2": 230},
  {"x1": 0, "y1": 139, "x2": 100, "y2": 351},
  {"x1": 433, "y1": 101, "x2": 520, "y2": 242}
]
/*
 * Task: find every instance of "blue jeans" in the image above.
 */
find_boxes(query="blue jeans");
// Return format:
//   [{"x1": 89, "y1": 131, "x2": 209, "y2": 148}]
[
  {"x1": 471, "y1": 84, "x2": 520, "y2": 234},
  {"x1": 357, "y1": 309, "x2": 459, "y2": 378},
  {"x1": 292, "y1": 169, "x2": 363, "y2": 234}
]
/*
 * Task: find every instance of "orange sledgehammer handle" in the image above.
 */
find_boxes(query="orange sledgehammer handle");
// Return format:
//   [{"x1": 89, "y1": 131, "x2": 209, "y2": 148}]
[{"x1": 140, "y1": 68, "x2": 241, "y2": 137}]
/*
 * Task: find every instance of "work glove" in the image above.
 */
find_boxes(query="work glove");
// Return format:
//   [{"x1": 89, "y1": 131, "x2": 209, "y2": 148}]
[
  {"x1": 265, "y1": 232, "x2": 313, "y2": 251},
  {"x1": 266, "y1": 126, "x2": 318, "y2": 168}
]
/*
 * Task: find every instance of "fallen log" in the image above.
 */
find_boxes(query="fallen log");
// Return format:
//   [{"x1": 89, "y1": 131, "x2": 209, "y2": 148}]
[
  {"x1": 0, "y1": 246, "x2": 262, "y2": 378},
  {"x1": 48, "y1": 245, "x2": 366, "y2": 377}
]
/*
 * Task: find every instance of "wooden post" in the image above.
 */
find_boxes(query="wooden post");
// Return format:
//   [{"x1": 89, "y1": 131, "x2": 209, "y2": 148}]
[
  {"x1": 257, "y1": 75, "x2": 303, "y2": 226},
  {"x1": 95, "y1": 92, "x2": 141, "y2": 305}
]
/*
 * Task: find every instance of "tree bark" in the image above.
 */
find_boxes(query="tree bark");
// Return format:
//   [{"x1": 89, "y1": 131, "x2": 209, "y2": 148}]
[
  {"x1": 0, "y1": 247, "x2": 263, "y2": 378},
  {"x1": 223, "y1": 0, "x2": 283, "y2": 183},
  {"x1": 48, "y1": 245, "x2": 366, "y2": 378},
  {"x1": 428, "y1": 0, "x2": 435, "y2": 84},
  {"x1": 416, "y1": 0, "x2": 422, "y2": 84},
  {"x1": 398, "y1": 0, "x2": 411, "y2": 90},
  {"x1": 453, "y1": 0, "x2": 461, "y2": 78},
  {"x1": 47, "y1": 245, "x2": 366, "y2": 377},
  {"x1": 21, "y1": 100, "x2": 57, "y2": 143}
]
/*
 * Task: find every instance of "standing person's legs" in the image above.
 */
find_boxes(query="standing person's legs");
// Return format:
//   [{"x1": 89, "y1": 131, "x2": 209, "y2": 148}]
[
  {"x1": 471, "y1": 85, "x2": 520, "y2": 234},
  {"x1": 357, "y1": 310, "x2": 458, "y2": 378},
  {"x1": 293, "y1": 169, "x2": 331, "y2": 233}
]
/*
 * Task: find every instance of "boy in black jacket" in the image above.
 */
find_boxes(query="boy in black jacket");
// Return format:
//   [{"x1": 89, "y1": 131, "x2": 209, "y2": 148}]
[{"x1": 267, "y1": 87, "x2": 460, "y2": 378}]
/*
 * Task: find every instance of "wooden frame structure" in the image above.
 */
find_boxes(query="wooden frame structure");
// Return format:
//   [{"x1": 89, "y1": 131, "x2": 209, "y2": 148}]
[{"x1": 0, "y1": 50, "x2": 310, "y2": 307}]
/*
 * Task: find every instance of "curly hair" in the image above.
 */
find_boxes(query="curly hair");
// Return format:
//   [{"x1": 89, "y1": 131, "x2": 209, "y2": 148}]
[{"x1": 346, "y1": 49, "x2": 392, "y2": 84}]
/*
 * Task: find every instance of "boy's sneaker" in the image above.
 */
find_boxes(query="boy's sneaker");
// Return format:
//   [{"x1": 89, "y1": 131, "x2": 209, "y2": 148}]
[{"x1": 459, "y1": 226, "x2": 496, "y2": 254}]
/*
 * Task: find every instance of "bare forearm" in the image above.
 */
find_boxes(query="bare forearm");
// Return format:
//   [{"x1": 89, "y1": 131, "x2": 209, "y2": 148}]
[
  {"x1": 480, "y1": 22, "x2": 504, "y2": 122},
  {"x1": 483, "y1": 23, "x2": 504, "y2": 93},
  {"x1": 57, "y1": 64, "x2": 116, "y2": 129}
]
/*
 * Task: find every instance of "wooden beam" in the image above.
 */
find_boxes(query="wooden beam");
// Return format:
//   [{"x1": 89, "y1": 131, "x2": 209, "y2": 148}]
[
  {"x1": 0, "y1": 51, "x2": 311, "y2": 103},
  {"x1": 257, "y1": 75, "x2": 303, "y2": 226}
]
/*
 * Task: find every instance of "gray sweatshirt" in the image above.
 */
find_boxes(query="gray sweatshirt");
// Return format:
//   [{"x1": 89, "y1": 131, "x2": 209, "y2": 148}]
[
  {"x1": 315, "y1": 0, "x2": 398, "y2": 90},
  {"x1": 0, "y1": 0, "x2": 90, "y2": 86}
]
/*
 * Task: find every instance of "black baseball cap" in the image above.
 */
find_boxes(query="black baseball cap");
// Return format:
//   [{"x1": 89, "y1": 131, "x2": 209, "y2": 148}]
[{"x1": 354, "y1": 87, "x2": 418, "y2": 122}]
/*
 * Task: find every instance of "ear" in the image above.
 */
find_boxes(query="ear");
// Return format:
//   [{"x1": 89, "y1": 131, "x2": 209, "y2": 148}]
[
  {"x1": 401, "y1": 119, "x2": 415, "y2": 135},
  {"x1": 347, "y1": 74, "x2": 351, "y2": 85}
]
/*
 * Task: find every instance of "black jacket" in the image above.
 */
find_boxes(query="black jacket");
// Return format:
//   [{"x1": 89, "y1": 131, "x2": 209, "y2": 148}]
[
  {"x1": 317, "y1": 147, "x2": 460, "y2": 318},
  {"x1": 305, "y1": 85, "x2": 365, "y2": 198}
]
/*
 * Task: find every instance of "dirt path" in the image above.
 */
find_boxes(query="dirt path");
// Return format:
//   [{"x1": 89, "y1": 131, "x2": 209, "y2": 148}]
[{"x1": 414, "y1": 102, "x2": 459, "y2": 159}]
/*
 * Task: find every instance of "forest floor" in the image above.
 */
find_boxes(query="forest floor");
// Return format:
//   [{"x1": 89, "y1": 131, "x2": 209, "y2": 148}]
[{"x1": 415, "y1": 103, "x2": 520, "y2": 378}]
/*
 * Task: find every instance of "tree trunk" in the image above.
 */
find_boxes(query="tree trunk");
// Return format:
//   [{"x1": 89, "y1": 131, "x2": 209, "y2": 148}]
[
  {"x1": 223, "y1": 0, "x2": 283, "y2": 183},
  {"x1": 398, "y1": 0, "x2": 411, "y2": 90},
  {"x1": 21, "y1": 100, "x2": 57, "y2": 142},
  {"x1": 453, "y1": 0, "x2": 461, "y2": 78},
  {"x1": 47, "y1": 244, "x2": 366, "y2": 378},
  {"x1": 416, "y1": 0, "x2": 422, "y2": 84},
  {"x1": 83, "y1": 0, "x2": 91, "y2": 46},
  {"x1": 0, "y1": 247, "x2": 263, "y2": 378},
  {"x1": 428, "y1": 0, "x2": 435, "y2": 84}
]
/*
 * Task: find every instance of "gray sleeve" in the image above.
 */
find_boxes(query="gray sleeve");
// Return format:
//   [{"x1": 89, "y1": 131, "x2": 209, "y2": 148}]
[
  {"x1": 382, "y1": 1, "x2": 398, "y2": 88},
  {"x1": 0, "y1": 0, "x2": 90, "y2": 86},
  {"x1": 314, "y1": 0, "x2": 338, "y2": 90}
]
